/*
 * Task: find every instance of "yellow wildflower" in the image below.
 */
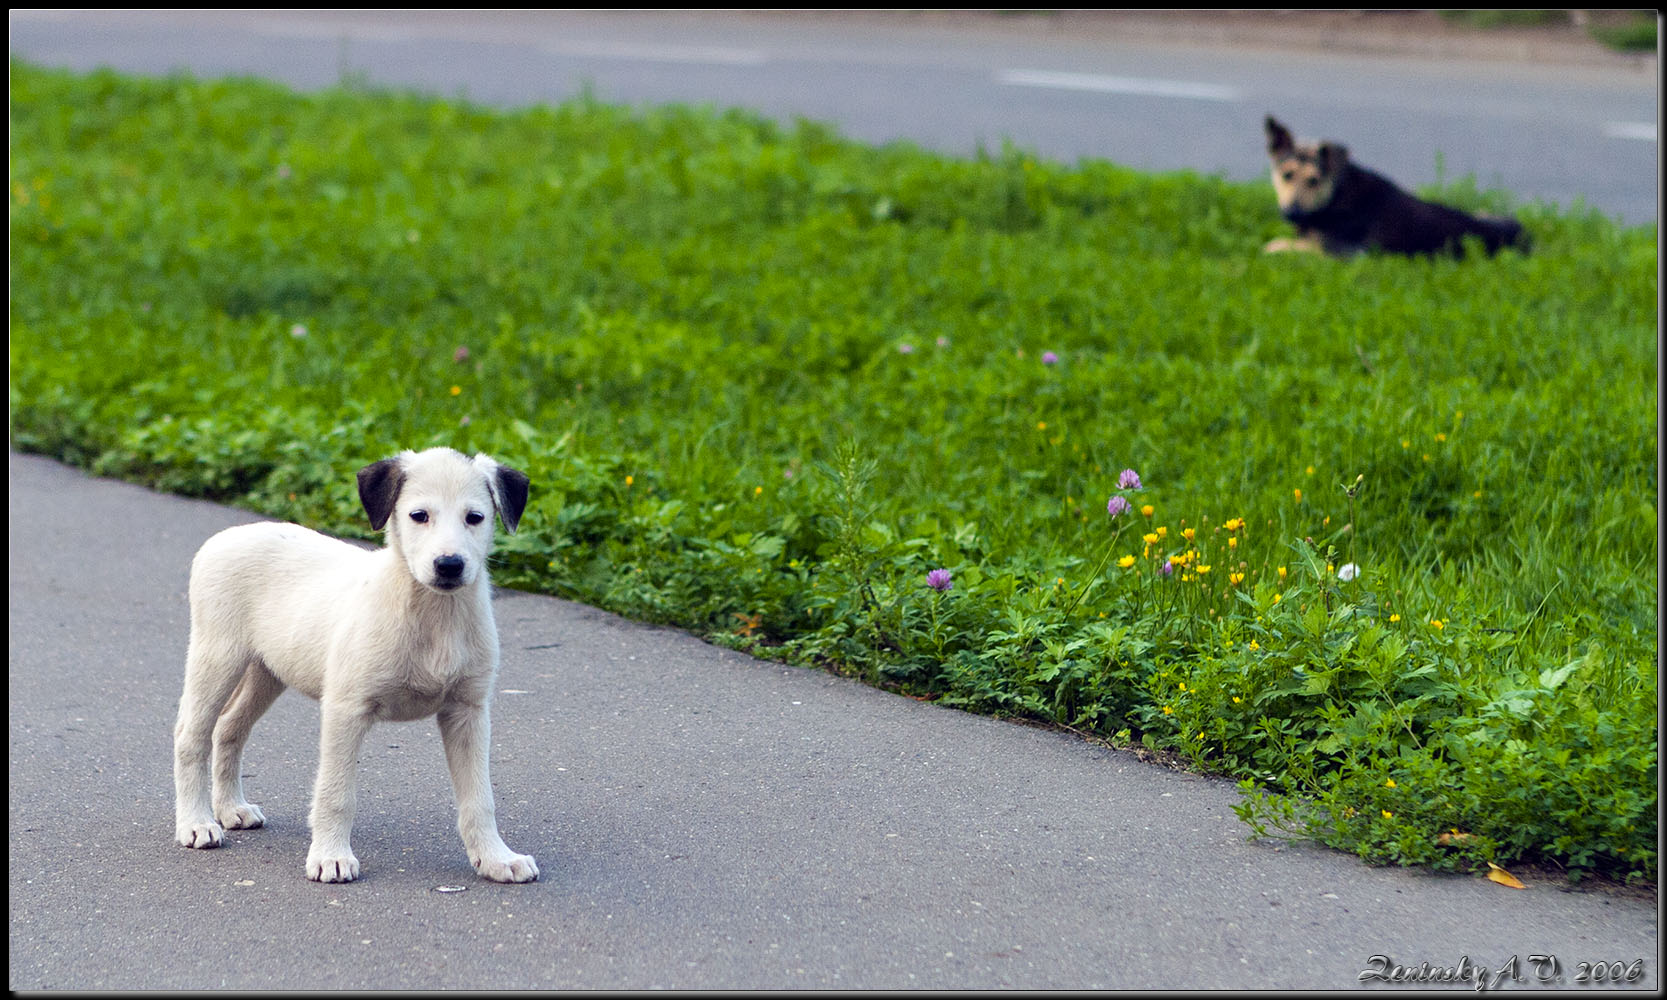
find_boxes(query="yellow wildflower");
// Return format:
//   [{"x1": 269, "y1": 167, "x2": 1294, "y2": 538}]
[
  {"x1": 1117, "y1": 555, "x2": 1136, "y2": 569},
  {"x1": 1141, "y1": 504, "x2": 1155, "y2": 518}
]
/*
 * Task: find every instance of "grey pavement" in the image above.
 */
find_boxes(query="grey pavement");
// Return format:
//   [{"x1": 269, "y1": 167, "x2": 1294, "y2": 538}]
[{"x1": 7, "y1": 452, "x2": 1659, "y2": 990}]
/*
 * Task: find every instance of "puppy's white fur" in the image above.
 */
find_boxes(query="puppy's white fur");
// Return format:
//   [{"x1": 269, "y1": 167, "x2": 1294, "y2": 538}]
[{"x1": 172, "y1": 447, "x2": 536, "y2": 884}]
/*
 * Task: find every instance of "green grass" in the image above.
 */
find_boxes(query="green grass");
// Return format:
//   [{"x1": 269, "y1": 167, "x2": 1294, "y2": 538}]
[
  {"x1": 1441, "y1": 9, "x2": 1660, "y2": 52},
  {"x1": 1587, "y1": 14, "x2": 1659, "y2": 53},
  {"x1": 9, "y1": 61, "x2": 1658, "y2": 883}
]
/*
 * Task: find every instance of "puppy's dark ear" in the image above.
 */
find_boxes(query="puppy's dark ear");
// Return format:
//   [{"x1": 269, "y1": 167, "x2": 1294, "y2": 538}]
[
  {"x1": 1265, "y1": 116, "x2": 1294, "y2": 156},
  {"x1": 357, "y1": 458, "x2": 403, "y2": 531},
  {"x1": 1318, "y1": 141, "x2": 1350, "y2": 174},
  {"x1": 492, "y1": 465, "x2": 530, "y2": 535}
]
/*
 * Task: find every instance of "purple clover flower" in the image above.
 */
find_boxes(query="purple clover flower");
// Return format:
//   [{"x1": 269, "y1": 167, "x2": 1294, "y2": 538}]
[
  {"x1": 1107, "y1": 495, "x2": 1131, "y2": 517},
  {"x1": 926, "y1": 568, "x2": 953, "y2": 592},
  {"x1": 1042, "y1": 351, "x2": 1059, "y2": 365},
  {"x1": 1159, "y1": 561, "x2": 1174, "y2": 579},
  {"x1": 1118, "y1": 469, "x2": 1143, "y2": 491}
]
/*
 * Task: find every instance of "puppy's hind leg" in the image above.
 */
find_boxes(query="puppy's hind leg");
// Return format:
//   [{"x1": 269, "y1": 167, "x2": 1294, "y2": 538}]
[
  {"x1": 174, "y1": 640, "x2": 252, "y2": 849},
  {"x1": 211, "y1": 662, "x2": 286, "y2": 831}
]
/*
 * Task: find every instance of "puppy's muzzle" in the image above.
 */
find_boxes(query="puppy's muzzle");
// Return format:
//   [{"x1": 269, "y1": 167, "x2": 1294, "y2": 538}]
[{"x1": 432, "y1": 554, "x2": 468, "y2": 590}]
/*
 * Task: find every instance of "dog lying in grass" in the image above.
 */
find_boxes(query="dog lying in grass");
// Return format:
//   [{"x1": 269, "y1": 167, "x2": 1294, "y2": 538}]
[{"x1": 1262, "y1": 115, "x2": 1528, "y2": 259}]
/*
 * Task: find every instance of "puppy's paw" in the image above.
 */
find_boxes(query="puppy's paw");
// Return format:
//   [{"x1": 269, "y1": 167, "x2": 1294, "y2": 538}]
[
  {"x1": 216, "y1": 802, "x2": 266, "y2": 830},
  {"x1": 177, "y1": 820, "x2": 225, "y2": 849},
  {"x1": 474, "y1": 851, "x2": 539, "y2": 884},
  {"x1": 306, "y1": 848, "x2": 361, "y2": 883}
]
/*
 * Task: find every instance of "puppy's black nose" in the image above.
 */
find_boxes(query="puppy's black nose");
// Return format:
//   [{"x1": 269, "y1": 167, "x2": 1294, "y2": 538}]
[{"x1": 434, "y1": 554, "x2": 466, "y2": 580}]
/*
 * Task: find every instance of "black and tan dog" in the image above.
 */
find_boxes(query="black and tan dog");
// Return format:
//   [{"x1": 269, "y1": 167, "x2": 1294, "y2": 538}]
[{"x1": 1263, "y1": 115, "x2": 1527, "y2": 258}]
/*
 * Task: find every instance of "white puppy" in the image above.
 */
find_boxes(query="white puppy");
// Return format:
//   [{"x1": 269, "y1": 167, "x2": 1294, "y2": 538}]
[{"x1": 172, "y1": 447, "x2": 538, "y2": 884}]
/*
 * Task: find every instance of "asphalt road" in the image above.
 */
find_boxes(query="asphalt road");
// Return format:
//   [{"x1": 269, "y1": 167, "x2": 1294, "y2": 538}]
[
  {"x1": 7, "y1": 8, "x2": 1660, "y2": 224},
  {"x1": 6, "y1": 452, "x2": 1660, "y2": 990}
]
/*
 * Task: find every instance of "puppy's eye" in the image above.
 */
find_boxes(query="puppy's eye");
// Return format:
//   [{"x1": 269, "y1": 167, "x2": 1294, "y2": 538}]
[
  {"x1": 1305, "y1": 177, "x2": 1320, "y2": 189},
  {"x1": 409, "y1": 510, "x2": 429, "y2": 524},
  {"x1": 466, "y1": 511, "x2": 486, "y2": 526},
  {"x1": 1281, "y1": 170, "x2": 1294, "y2": 182}
]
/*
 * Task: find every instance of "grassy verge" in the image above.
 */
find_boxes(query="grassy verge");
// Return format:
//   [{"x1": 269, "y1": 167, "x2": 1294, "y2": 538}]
[
  {"x1": 9, "y1": 61, "x2": 1657, "y2": 883},
  {"x1": 1440, "y1": 9, "x2": 1660, "y2": 52}
]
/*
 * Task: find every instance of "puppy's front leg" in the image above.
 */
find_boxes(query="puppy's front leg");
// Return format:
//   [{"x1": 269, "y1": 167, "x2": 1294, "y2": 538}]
[
  {"x1": 306, "y1": 702, "x2": 373, "y2": 883},
  {"x1": 1263, "y1": 232, "x2": 1325, "y2": 255},
  {"x1": 438, "y1": 701, "x2": 538, "y2": 883}
]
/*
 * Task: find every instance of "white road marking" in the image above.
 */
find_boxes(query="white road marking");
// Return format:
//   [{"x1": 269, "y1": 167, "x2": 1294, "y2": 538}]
[
  {"x1": 542, "y1": 40, "x2": 767, "y2": 67},
  {"x1": 1602, "y1": 121, "x2": 1657, "y2": 141},
  {"x1": 997, "y1": 68, "x2": 1241, "y2": 103}
]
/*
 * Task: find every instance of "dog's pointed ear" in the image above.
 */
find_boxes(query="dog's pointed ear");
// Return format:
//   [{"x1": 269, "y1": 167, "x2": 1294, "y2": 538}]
[
  {"x1": 1265, "y1": 116, "x2": 1294, "y2": 156},
  {"x1": 1318, "y1": 141, "x2": 1350, "y2": 174},
  {"x1": 474, "y1": 455, "x2": 530, "y2": 534},
  {"x1": 357, "y1": 457, "x2": 404, "y2": 531}
]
